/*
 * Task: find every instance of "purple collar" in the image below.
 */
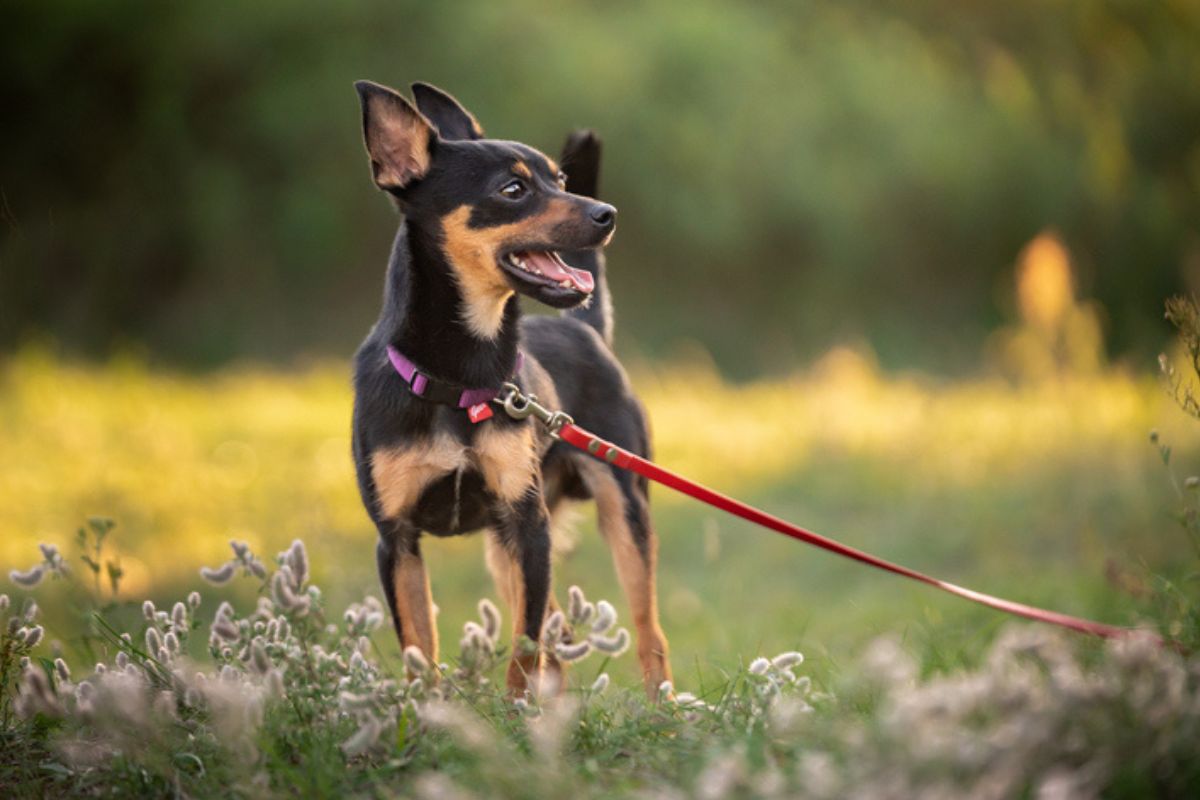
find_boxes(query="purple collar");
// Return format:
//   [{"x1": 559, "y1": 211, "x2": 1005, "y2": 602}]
[{"x1": 386, "y1": 345, "x2": 524, "y2": 408}]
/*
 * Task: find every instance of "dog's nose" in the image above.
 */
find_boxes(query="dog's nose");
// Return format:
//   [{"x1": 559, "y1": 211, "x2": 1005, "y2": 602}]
[{"x1": 589, "y1": 203, "x2": 617, "y2": 230}]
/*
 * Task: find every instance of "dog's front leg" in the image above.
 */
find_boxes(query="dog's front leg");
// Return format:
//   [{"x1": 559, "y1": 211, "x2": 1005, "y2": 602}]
[
  {"x1": 376, "y1": 525, "x2": 438, "y2": 674},
  {"x1": 488, "y1": 493, "x2": 552, "y2": 696}
]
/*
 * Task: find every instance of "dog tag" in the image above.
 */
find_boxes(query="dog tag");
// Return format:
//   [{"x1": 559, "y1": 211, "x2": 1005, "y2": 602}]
[{"x1": 467, "y1": 403, "x2": 493, "y2": 424}]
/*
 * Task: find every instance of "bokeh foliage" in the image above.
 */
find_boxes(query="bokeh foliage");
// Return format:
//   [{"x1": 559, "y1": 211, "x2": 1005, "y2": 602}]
[{"x1": 2, "y1": 0, "x2": 1199, "y2": 373}]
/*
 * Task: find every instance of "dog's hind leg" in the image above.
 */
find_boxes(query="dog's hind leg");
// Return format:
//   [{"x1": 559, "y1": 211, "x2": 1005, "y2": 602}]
[
  {"x1": 377, "y1": 527, "x2": 438, "y2": 674},
  {"x1": 578, "y1": 458, "x2": 672, "y2": 698}
]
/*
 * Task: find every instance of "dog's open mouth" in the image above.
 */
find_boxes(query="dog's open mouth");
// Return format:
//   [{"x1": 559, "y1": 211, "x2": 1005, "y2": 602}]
[{"x1": 500, "y1": 250, "x2": 595, "y2": 295}]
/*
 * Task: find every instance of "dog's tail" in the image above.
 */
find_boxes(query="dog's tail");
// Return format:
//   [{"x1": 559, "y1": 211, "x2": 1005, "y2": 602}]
[{"x1": 560, "y1": 130, "x2": 614, "y2": 347}]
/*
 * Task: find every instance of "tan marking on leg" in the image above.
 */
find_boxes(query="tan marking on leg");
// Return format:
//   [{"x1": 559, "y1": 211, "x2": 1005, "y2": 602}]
[
  {"x1": 439, "y1": 199, "x2": 587, "y2": 340},
  {"x1": 579, "y1": 460, "x2": 672, "y2": 697},
  {"x1": 475, "y1": 423, "x2": 539, "y2": 504},
  {"x1": 392, "y1": 551, "x2": 438, "y2": 671},
  {"x1": 370, "y1": 435, "x2": 467, "y2": 519},
  {"x1": 485, "y1": 534, "x2": 542, "y2": 694}
]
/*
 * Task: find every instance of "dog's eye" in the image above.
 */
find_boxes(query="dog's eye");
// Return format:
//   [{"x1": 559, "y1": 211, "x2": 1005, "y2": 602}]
[
  {"x1": 557, "y1": 172, "x2": 568, "y2": 189},
  {"x1": 499, "y1": 179, "x2": 528, "y2": 200}
]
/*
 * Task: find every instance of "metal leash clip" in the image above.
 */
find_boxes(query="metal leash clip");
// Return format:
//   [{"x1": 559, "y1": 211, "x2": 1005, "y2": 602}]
[{"x1": 494, "y1": 382, "x2": 574, "y2": 438}]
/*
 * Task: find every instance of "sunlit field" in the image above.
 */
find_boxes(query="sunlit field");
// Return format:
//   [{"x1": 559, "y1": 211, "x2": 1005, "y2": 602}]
[{"x1": 4, "y1": 342, "x2": 1195, "y2": 688}]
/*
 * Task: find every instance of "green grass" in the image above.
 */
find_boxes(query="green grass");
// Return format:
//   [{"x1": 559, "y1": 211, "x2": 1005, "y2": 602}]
[{"x1": 2, "y1": 347, "x2": 1200, "y2": 796}]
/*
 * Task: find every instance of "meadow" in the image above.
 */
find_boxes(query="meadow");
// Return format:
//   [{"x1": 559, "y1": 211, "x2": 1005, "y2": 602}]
[{"x1": 3, "y1": 304, "x2": 1200, "y2": 795}]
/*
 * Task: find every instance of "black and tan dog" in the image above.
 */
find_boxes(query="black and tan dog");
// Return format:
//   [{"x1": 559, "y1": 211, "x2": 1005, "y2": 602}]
[{"x1": 350, "y1": 80, "x2": 670, "y2": 697}]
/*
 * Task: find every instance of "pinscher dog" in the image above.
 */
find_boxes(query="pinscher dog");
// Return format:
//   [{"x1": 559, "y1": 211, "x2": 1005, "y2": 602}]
[{"x1": 350, "y1": 81, "x2": 671, "y2": 698}]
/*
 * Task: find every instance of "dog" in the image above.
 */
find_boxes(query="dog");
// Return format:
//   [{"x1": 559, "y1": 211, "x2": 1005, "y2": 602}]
[{"x1": 350, "y1": 80, "x2": 671, "y2": 698}]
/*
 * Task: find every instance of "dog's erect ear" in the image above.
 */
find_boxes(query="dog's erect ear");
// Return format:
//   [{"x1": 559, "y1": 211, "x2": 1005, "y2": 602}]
[
  {"x1": 355, "y1": 80, "x2": 436, "y2": 191},
  {"x1": 411, "y1": 82, "x2": 484, "y2": 141},
  {"x1": 560, "y1": 129, "x2": 602, "y2": 198}
]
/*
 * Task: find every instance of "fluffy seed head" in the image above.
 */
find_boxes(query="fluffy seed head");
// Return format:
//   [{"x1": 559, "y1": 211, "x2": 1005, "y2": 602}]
[
  {"x1": 555, "y1": 640, "x2": 591, "y2": 662},
  {"x1": 478, "y1": 599, "x2": 501, "y2": 642},
  {"x1": 200, "y1": 563, "x2": 236, "y2": 585},
  {"x1": 590, "y1": 673, "x2": 610, "y2": 693},
  {"x1": 771, "y1": 651, "x2": 804, "y2": 669},
  {"x1": 171, "y1": 602, "x2": 187, "y2": 630},
  {"x1": 54, "y1": 657, "x2": 70, "y2": 681},
  {"x1": 403, "y1": 645, "x2": 430, "y2": 676},
  {"x1": 24, "y1": 625, "x2": 44, "y2": 648},
  {"x1": 9, "y1": 565, "x2": 46, "y2": 588},
  {"x1": 187, "y1": 591, "x2": 202, "y2": 609},
  {"x1": 591, "y1": 601, "x2": 617, "y2": 634},
  {"x1": 141, "y1": 601, "x2": 156, "y2": 621},
  {"x1": 589, "y1": 628, "x2": 630, "y2": 656},
  {"x1": 748, "y1": 657, "x2": 771, "y2": 676}
]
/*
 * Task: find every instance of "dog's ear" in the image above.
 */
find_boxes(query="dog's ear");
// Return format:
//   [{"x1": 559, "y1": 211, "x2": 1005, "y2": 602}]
[
  {"x1": 355, "y1": 80, "x2": 436, "y2": 191},
  {"x1": 560, "y1": 129, "x2": 602, "y2": 198},
  {"x1": 411, "y1": 82, "x2": 484, "y2": 141}
]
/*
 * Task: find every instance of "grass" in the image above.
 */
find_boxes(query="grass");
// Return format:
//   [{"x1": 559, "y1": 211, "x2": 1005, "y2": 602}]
[{"x1": 2, "y1": 342, "x2": 1200, "y2": 796}]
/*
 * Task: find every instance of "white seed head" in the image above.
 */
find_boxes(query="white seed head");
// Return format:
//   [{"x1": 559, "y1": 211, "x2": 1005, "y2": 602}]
[
  {"x1": 54, "y1": 657, "x2": 70, "y2": 682},
  {"x1": 9, "y1": 565, "x2": 46, "y2": 588},
  {"x1": 748, "y1": 657, "x2": 771, "y2": 676},
  {"x1": 568, "y1": 585, "x2": 585, "y2": 622},
  {"x1": 589, "y1": 628, "x2": 630, "y2": 656},
  {"x1": 590, "y1": 673, "x2": 610, "y2": 693},
  {"x1": 187, "y1": 591, "x2": 202, "y2": 609},
  {"x1": 200, "y1": 563, "x2": 236, "y2": 585},
  {"x1": 542, "y1": 611, "x2": 565, "y2": 646},
  {"x1": 771, "y1": 651, "x2": 804, "y2": 669},
  {"x1": 145, "y1": 628, "x2": 162, "y2": 656},
  {"x1": 171, "y1": 602, "x2": 188, "y2": 630},
  {"x1": 478, "y1": 599, "x2": 501, "y2": 642},
  {"x1": 403, "y1": 646, "x2": 430, "y2": 676},
  {"x1": 230, "y1": 540, "x2": 249, "y2": 559},
  {"x1": 591, "y1": 601, "x2": 617, "y2": 634},
  {"x1": 212, "y1": 617, "x2": 240, "y2": 642},
  {"x1": 287, "y1": 540, "x2": 309, "y2": 588},
  {"x1": 142, "y1": 601, "x2": 156, "y2": 620},
  {"x1": 555, "y1": 640, "x2": 591, "y2": 662},
  {"x1": 116, "y1": 652, "x2": 129, "y2": 669},
  {"x1": 24, "y1": 625, "x2": 44, "y2": 648},
  {"x1": 341, "y1": 715, "x2": 382, "y2": 756},
  {"x1": 0, "y1": 594, "x2": 8, "y2": 612}
]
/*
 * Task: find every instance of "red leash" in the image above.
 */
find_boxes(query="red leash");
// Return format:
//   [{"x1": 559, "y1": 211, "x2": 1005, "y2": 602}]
[{"x1": 496, "y1": 385, "x2": 1156, "y2": 643}]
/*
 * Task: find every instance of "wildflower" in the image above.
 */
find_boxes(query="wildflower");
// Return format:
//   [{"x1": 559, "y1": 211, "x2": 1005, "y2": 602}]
[
  {"x1": 403, "y1": 645, "x2": 430, "y2": 676},
  {"x1": 772, "y1": 651, "x2": 804, "y2": 669},
  {"x1": 658, "y1": 680, "x2": 674, "y2": 700},
  {"x1": 171, "y1": 602, "x2": 187, "y2": 630},
  {"x1": 230, "y1": 540, "x2": 249, "y2": 559},
  {"x1": 478, "y1": 599, "x2": 501, "y2": 642},
  {"x1": 247, "y1": 559, "x2": 267, "y2": 579},
  {"x1": 341, "y1": 715, "x2": 382, "y2": 756},
  {"x1": 145, "y1": 628, "x2": 162, "y2": 657},
  {"x1": 250, "y1": 639, "x2": 271, "y2": 675},
  {"x1": 212, "y1": 617, "x2": 240, "y2": 642},
  {"x1": 748, "y1": 657, "x2": 770, "y2": 676},
  {"x1": 142, "y1": 600, "x2": 156, "y2": 621},
  {"x1": 555, "y1": 640, "x2": 591, "y2": 662},
  {"x1": 54, "y1": 658, "x2": 70, "y2": 682},
  {"x1": 287, "y1": 540, "x2": 309, "y2": 588},
  {"x1": 9, "y1": 565, "x2": 45, "y2": 588},
  {"x1": 542, "y1": 611, "x2": 565, "y2": 646},
  {"x1": 163, "y1": 631, "x2": 180, "y2": 656},
  {"x1": 589, "y1": 628, "x2": 630, "y2": 656},
  {"x1": 23, "y1": 625, "x2": 44, "y2": 648},
  {"x1": 38, "y1": 543, "x2": 59, "y2": 562},
  {"x1": 0, "y1": 594, "x2": 8, "y2": 612},
  {"x1": 271, "y1": 571, "x2": 310, "y2": 615},
  {"x1": 590, "y1": 673, "x2": 610, "y2": 693},
  {"x1": 23, "y1": 600, "x2": 38, "y2": 621},
  {"x1": 187, "y1": 590, "x2": 202, "y2": 609},
  {"x1": 591, "y1": 600, "x2": 616, "y2": 634},
  {"x1": 200, "y1": 563, "x2": 236, "y2": 585}
]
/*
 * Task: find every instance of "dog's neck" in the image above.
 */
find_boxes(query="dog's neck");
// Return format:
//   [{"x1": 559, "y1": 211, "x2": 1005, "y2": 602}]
[{"x1": 378, "y1": 219, "x2": 521, "y2": 388}]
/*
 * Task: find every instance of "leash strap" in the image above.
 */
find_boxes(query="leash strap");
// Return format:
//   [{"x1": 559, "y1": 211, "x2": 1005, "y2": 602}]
[{"x1": 495, "y1": 383, "x2": 1154, "y2": 643}]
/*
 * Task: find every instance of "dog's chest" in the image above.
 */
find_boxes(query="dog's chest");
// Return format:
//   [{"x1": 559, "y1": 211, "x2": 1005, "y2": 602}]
[{"x1": 369, "y1": 422, "x2": 540, "y2": 531}]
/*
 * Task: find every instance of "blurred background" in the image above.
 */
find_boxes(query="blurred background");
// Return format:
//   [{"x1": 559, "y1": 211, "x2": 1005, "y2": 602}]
[
  {"x1": 3, "y1": 1, "x2": 1200, "y2": 680},
  {"x1": 3, "y1": 0, "x2": 1199, "y2": 373}
]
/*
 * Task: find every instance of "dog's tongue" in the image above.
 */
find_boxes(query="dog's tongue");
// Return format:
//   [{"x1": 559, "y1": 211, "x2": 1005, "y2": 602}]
[{"x1": 521, "y1": 251, "x2": 595, "y2": 293}]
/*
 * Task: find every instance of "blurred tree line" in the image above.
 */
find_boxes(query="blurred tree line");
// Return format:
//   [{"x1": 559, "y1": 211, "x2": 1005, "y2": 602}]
[{"x1": 2, "y1": 0, "x2": 1198, "y2": 376}]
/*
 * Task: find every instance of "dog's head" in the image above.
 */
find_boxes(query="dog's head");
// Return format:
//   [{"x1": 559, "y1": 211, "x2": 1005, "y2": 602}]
[{"x1": 355, "y1": 80, "x2": 615, "y2": 336}]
